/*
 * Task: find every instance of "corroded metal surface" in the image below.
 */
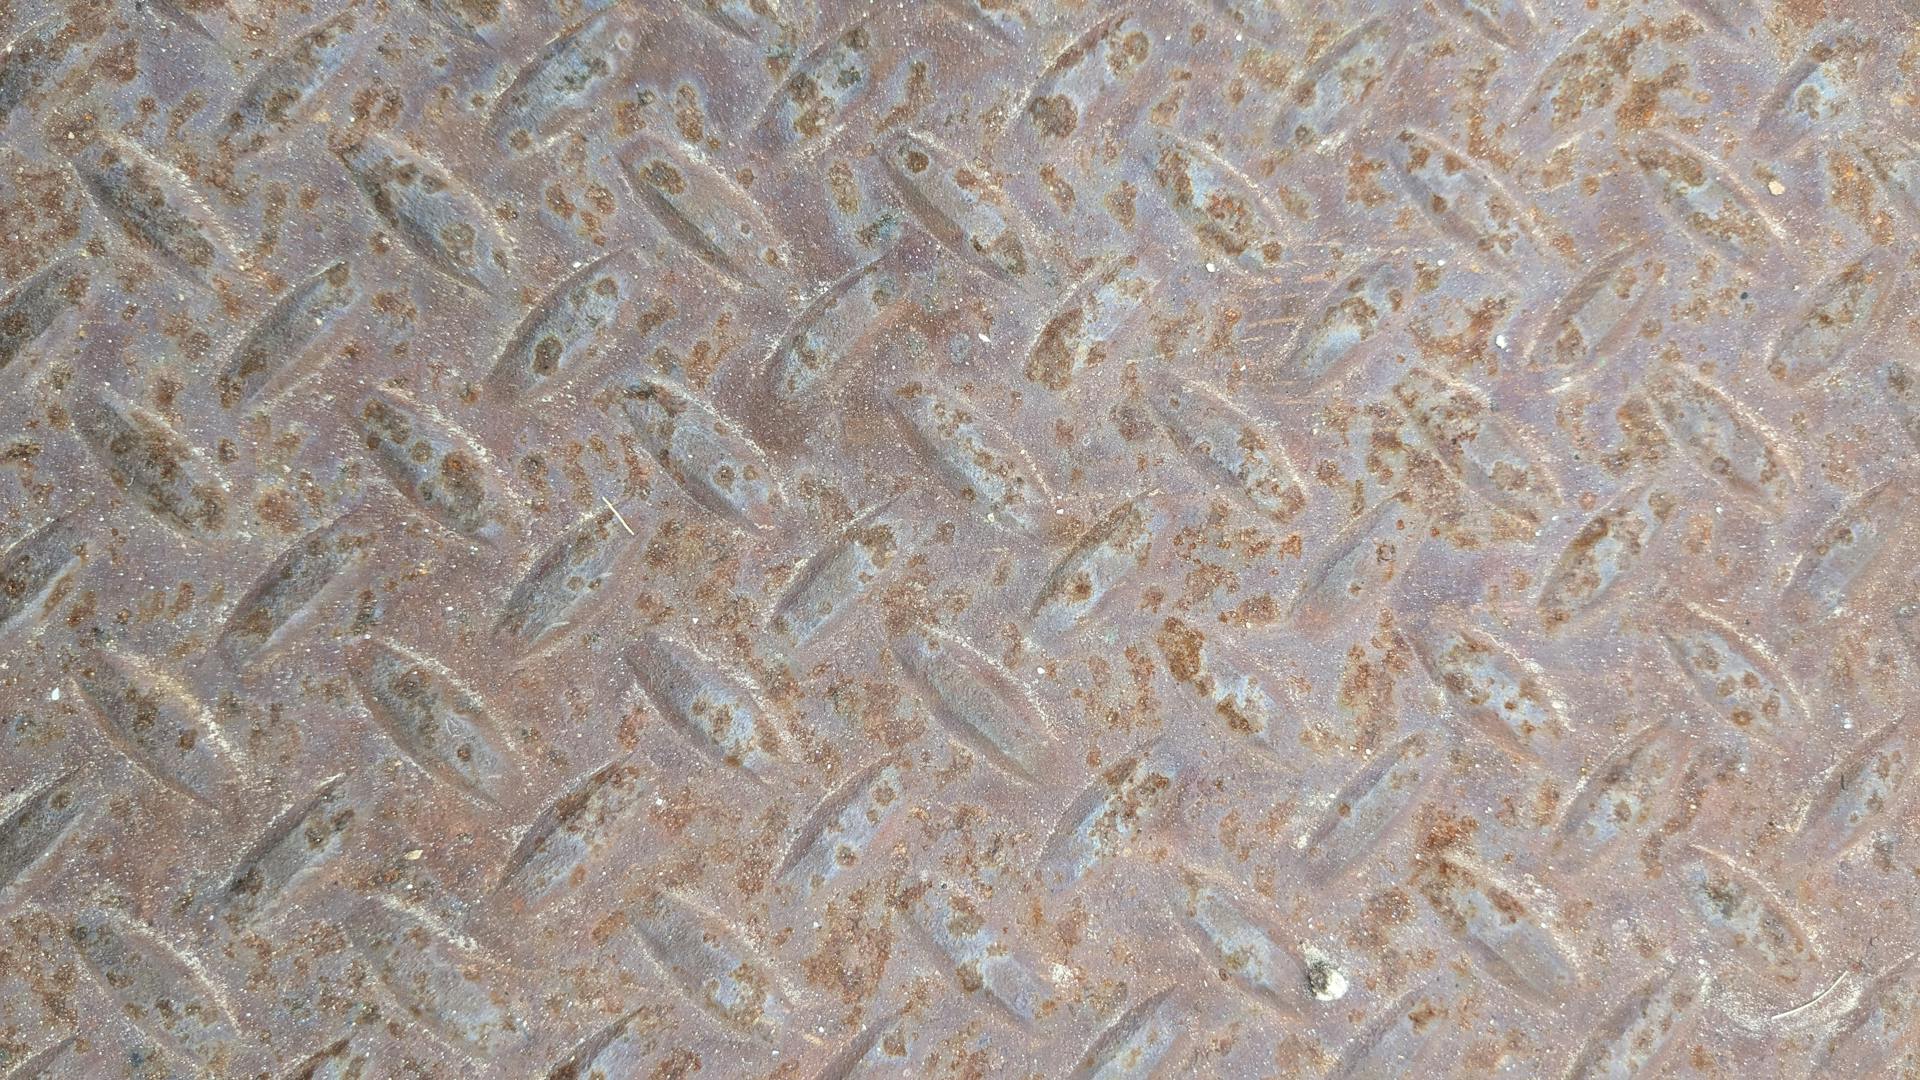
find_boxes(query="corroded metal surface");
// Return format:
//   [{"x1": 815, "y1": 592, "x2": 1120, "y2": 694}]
[{"x1": 1, "y1": 0, "x2": 1917, "y2": 1076}]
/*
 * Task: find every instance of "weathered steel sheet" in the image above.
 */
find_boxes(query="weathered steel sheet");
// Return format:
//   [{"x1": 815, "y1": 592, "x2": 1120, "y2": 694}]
[{"x1": 1, "y1": 0, "x2": 1917, "y2": 1076}]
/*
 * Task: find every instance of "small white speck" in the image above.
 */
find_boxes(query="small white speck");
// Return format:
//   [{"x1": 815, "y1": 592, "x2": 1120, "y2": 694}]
[
  {"x1": 1436, "y1": 259, "x2": 1447, "y2": 267},
  {"x1": 1767, "y1": 179, "x2": 1786, "y2": 196},
  {"x1": 977, "y1": 333, "x2": 990, "y2": 343},
  {"x1": 1303, "y1": 946, "x2": 1349, "y2": 1001},
  {"x1": 48, "y1": 687, "x2": 60, "y2": 702},
  {"x1": 404, "y1": 849, "x2": 423, "y2": 861},
  {"x1": 1494, "y1": 333, "x2": 1509, "y2": 349},
  {"x1": 1205, "y1": 262, "x2": 1218, "y2": 273}
]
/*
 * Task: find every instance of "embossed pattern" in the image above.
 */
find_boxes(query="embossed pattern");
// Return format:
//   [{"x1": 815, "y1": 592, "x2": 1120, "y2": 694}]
[{"x1": 1, "y1": 0, "x2": 1916, "y2": 1076}]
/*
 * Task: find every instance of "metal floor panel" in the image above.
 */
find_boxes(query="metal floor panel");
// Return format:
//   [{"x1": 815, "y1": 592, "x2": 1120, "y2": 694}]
[{"x1": 1, "y1": 0, "x2": 1917, "y2": 1076}]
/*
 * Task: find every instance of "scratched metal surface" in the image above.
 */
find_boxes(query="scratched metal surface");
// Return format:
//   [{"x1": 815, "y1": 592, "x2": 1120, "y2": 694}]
[{"x1": 0, "y1": 0, "x2": 1917, "y2": 1076}]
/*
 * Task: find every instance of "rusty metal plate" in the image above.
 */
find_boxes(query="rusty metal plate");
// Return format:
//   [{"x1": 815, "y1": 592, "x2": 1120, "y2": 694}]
[{"x1": 2, "y1": 0, "x2": 1918, "y2": 1076}]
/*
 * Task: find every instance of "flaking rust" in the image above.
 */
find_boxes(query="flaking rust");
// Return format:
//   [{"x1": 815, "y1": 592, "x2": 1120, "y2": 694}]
[{"x1": 0, "y1": 0, "x2": 1914, "y2": 1076}]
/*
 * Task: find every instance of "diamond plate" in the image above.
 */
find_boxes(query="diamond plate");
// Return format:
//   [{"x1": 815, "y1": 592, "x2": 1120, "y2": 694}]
[{"x1": 1, "y1": 0, "x2": 1918, "y2": 1077}]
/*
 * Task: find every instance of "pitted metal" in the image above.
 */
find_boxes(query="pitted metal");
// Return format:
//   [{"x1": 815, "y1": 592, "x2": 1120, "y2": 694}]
[{"x1": 1, "y1": 0, "x2": 1918, "y2": 1076}]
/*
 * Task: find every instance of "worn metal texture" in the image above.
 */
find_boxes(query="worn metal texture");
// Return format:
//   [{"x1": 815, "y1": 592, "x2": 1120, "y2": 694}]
[{"x1": 1, "y1": 0, "x2": 1917, "y2": 1075}]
